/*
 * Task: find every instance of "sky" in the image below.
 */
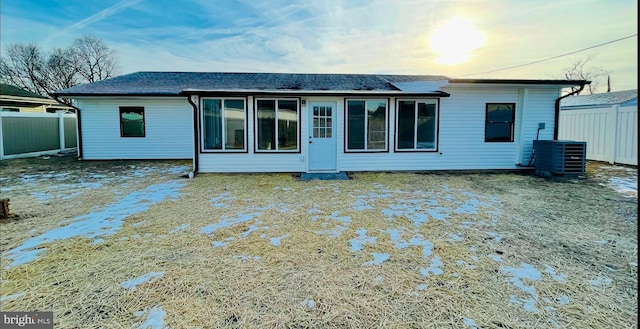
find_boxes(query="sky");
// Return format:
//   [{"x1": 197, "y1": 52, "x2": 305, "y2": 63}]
[{"x1": 1, "y1": 0, "x2": 637, "y2": 92}]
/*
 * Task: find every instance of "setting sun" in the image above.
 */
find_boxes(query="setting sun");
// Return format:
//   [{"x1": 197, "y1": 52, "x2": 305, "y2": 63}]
[{"x1": 429, "y1": 17, "x2": 485, "y2": 65}]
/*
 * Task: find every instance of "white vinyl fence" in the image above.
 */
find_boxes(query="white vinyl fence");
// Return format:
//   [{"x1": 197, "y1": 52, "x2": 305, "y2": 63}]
[
  {"x1": 559, "y1": 105, "x2": 637, "y2": 165},
  {"x1": 0, "y1": 111, "x2": 77, "y2": 160}
]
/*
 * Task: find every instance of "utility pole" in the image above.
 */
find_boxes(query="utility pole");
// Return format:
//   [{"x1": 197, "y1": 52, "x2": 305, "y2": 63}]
[{"x1": 607, "y1": 75, "x2": 611, "y2": 92}]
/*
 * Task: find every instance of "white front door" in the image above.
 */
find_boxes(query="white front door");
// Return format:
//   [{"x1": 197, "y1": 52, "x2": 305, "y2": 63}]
[{"x1": 308, "y1": 101, "x2": 337, "y2": 172}]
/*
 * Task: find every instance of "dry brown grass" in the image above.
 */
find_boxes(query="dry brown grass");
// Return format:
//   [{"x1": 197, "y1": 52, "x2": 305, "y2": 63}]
[{"x1": 0, "y1": 157, "x2": 637, "y2": 328}]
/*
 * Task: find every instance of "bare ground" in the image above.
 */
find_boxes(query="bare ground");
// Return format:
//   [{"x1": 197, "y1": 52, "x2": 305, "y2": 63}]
[{"x1": 0, "y1": 156, "x2": 637, "y2": 328}]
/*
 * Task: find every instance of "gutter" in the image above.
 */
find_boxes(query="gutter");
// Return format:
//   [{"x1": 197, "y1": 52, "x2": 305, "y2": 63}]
[
  {"x1": 52, "y1": 95, "x2": 83, "y2": 159},
  {"x1": 554, "y1": 82, "x2": 588, "y2": 140},
  {"x1": 186, "y1": 95, "x2": 199, "y2": 176}
]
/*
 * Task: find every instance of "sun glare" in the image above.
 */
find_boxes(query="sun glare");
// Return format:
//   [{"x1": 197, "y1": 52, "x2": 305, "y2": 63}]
[{"x1": 429, "y1": 17, "x2": 485, "y2": 65}]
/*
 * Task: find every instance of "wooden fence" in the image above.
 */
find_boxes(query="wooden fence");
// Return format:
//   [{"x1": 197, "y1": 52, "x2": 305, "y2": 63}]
[
  {"x1": 0, "y1": 111, "x2": 77, "y2": 160},
  {"x1": 559, "y1": 105, "x2": 637, "y2": 166}
]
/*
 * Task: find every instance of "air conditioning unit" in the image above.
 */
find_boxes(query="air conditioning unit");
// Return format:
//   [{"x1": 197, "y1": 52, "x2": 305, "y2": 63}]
[{"x1": 532, "y1": 140, "x2": 586, "y2": 177}]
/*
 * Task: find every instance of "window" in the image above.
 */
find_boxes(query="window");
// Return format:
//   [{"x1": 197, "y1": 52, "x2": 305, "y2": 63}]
[
  {"x1": 485, "y1": 103, "x2": 515, "y2": 142},
  {"x1": 119, "y1": 107, "x2": 145, "y2": 137},
  {"x1": 346, "y1": 99, "x2": 388, "y2": 151},
  {"x1": 396, "y1": 100, "x2": 438, "y2": 151},
  {"x1": 1, "y1": 108, "x2": 20, "y2": 112},
  {"x1": 202, "y1": 98, "x2": 246, "y2": 151},
  {"x1": 256, "y1": 99, "x2": 299, "y2": 152}
]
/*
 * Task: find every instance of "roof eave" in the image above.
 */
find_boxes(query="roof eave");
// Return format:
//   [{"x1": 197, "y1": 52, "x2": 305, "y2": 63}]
[
  {"x1": 449, "y1": 79, "x2": 591, "y2": 86},
  {"x1": 179, "y1": 89, "x2": 451, "y2": 97}
]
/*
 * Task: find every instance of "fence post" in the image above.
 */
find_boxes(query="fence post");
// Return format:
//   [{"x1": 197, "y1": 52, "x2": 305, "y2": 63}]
[
  {"x1": 606, "y1": 106, "x2": 616, "y2": 164},
  {"x1": 58, "y1": 111, "x2": 65, "y2": 151},
  {"x1": 0, "y1": 112, "x2": 4, "y2": 160},
  {"x1": 612, "y1": 104, "x2": 620, "y2": 164}
]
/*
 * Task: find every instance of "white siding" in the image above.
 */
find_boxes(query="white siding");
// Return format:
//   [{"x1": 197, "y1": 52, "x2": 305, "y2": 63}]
[
  {"x1": 518, "y1": 88, "x2": 559, "y2": 165},
  {"x1": 197, "y1": 87, "x2": 562, "y2": 173},
  {"x1": 559, "y1": 105, "x2": 637, "y2": 165},
  {"x1": 76, "y1": 97, "x2": 193, "y2": 159}
]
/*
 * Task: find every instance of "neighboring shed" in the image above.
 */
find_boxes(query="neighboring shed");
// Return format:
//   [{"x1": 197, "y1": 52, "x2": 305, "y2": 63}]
[
  {"x1": 54, "y1": 72, "x2": 588, "y2": 174},
  {"x1": 559, "y1": 89, "x2": 637, "y2": 166},
  {"x1": 1, "y1": 84, "x2": 73, "y2": 113}
]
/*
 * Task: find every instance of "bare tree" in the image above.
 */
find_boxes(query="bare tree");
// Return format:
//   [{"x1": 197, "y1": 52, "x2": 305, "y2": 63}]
[
  {"x1": 0, "y1": 43, "x2": 49, "y2": 95},
  {"x1": 0, "y1": 36, "x2": 118, "y2": 103},
  {"x1": 68, "y1": 36, "x2": 118, "y2": 82},
  {"x1": 563, "y1": 55, "x2": 610, "y2": 95}
]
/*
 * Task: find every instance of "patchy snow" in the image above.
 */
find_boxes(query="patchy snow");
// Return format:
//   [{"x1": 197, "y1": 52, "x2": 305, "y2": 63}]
[
  {"x1": 607, "y1": 176, "x2": 637, "y2": 197},
  {"x1": 269, "y1": 234, "x2": 289, "y2": 246},
  {"x1": 463, "y1": 318, "x2": 480, "y2": 329},
  {"x1": 486, "y1": 231, "x2": 503, "y2": 242},
  {"x1": 385, "y1": 231, "x2": 434, "y2": 259},
  {"x1": 500, "y1": 263, "x2": 542, "y2": 312},
  {"x1": 544, "y1": 265, "x2": 567, "y2": 282},
  {"x1": 557, "y1": 295, "x2": 570, "y2": 305},
  {"x1": 489, "y1": 255, "x2": 503, "y2": 263},
  {"x1": 589, "y1": 275, "x2": 612, "y2": 287},
  {"x1": 0, "y1": 292, "x2": 25, "y2": 302},
  {"x1": 169, "y1": 224, "x2": 190, "y2": 234},
  {"x1": 134, "y1": 306, "x2": 168, "y2": 329},
  {"x1": 233, "y1": 255, "x2": 261, "y2": 261},
  {"x1": 210, "y1": 192, "x2": 234, "y2": 208},
  {"x1": 420, "y1": 255, "x2": 444, "y2": 276},
  {"x1": 4, "y1": 181, "x2": 185, "y2": 269},
  {"x1": 121, "y1": 272, "x2": 164, "y2": 291},
  {"x1": 300, "y1": 299, "x2": 316, "y2": 308},
  {"x1": 446, "y1": 233, "x2": 464, "y2": 242},
  {"x1": 364, "y1": 252, "x2": 390, "y2": 265},
  {"x1": 200, "y1": 212, "x2": 262, "y2": 235},
  {"x1": 349, "y1": 228, "x2": 377, "y2": 252}
]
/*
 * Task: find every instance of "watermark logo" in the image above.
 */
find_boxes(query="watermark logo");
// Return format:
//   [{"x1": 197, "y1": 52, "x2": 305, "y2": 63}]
[{"x1": 0, "y1": 312, "x2": 53, "y2": 328}]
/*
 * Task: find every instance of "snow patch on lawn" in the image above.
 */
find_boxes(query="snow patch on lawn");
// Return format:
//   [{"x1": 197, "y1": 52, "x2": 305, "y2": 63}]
[
  {"x1": 364, "y1": 252, "x2": 390, "y2": 265},
  {"x1": 500, "y1": 263, "x2": 542, "y2": 312},
  {"x1": 170, "y1": 224, "x2": 190, "y2": 234},
  {"x1": 349, "y1": 228, "x2": 377, "y2": 252},
  {"x1": 4, "y1": 181, "x2": 185, "y2": 269},
  {"x1": 121, "y1": 272, "x2": 164, "y2": 291},
  {"x1": 0, "y1": 292, "x2": 25, "y2": 302},
  {"x1": 607, "y1": 176, "x2": 637, "y2": 197},
  {"x1": 134, "y1": 306, "x2": 168, "y2": 329}
]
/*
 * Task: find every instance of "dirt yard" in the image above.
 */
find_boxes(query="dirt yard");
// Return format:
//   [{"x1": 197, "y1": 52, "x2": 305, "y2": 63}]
[{"x1": 0, "y1": 156, "x2": 637, "y2": 328}]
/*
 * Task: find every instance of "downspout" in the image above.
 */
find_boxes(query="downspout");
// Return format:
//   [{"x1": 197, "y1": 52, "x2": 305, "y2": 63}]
[
  {"x1": 52, "y1": 95, "x2": 83, "y2": 159},
  {"x1": 186, "y1": 95, "x2": 199, "y2": 176},
  {"x1": 554, "y1": 83, "x2": 587, "y2": 140}
]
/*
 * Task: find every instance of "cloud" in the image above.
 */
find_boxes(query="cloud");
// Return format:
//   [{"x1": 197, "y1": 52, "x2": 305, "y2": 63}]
[{"x1": 44, "y1": 0, "x2": 143, "y2": 43}]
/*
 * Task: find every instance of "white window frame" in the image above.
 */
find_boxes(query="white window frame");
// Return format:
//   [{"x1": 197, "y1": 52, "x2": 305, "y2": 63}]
[
  {"x1": 395, "y1": 99, "x2": 439, "y2": 152},
  {"x1": 345, "y1": 99, "x2": 389, "y2": 152},
  {"x1": 200, "y1": 97, "x2": 247, "y2": 152},
  {"x1": 254, "y1": 98, "x2": 300, "y2": 153}
]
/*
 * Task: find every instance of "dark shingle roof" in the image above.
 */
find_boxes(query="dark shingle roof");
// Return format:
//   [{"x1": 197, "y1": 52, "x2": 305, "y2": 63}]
[
  {"x1": 1, "y1": 84, "x2": 48, "y2": 98},
  {"x1": 53, "y1": 72, "x2": 451, "y2": 96},
  {"x1": 561, "y1": 89, "x2": 637, "y2": 107}
]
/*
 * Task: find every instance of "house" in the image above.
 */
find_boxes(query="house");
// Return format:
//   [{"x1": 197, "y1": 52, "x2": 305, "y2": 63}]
[
  {"x1": 53, "y1": 72, "x2": 589, "y2": 174},
  {"x1": 1, "y1": 84, "x2": 74, "y2": 113},
  {"x1": 559, "y1": 89, "x2": 637, "y2": 165}
]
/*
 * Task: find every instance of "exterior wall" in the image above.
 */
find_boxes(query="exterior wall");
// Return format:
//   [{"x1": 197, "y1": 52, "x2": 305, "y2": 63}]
[
  {"x1": 75, "y1": 97, "x2": 193, "y2": 160},
  {"x1": 198, "y1": 86, "x2": 562, "y2": 172},
  {"x1": 559, "y1": 104, "x2": 638, "y2": 165}
]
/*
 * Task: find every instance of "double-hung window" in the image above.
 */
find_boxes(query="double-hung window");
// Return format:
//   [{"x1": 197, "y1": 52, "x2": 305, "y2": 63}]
[
  {"x1": 396, "y1": 99, "x2": 438, "y2": 151},
  {"x1": 255, "y1": 99, "x2": 299, "y2": 152},
  {"x1": 120, "y1": 107, "x2": 145, "y2": 137},
  {"x1": 202, "y1": 98, "x2": 246, "y2": 151},
  {"x1": 485, "y1": 103, "x2": 515, "y2": 142},
  {"x1": 345, "y1": 100, "x2": 388, "y2": 151}
]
